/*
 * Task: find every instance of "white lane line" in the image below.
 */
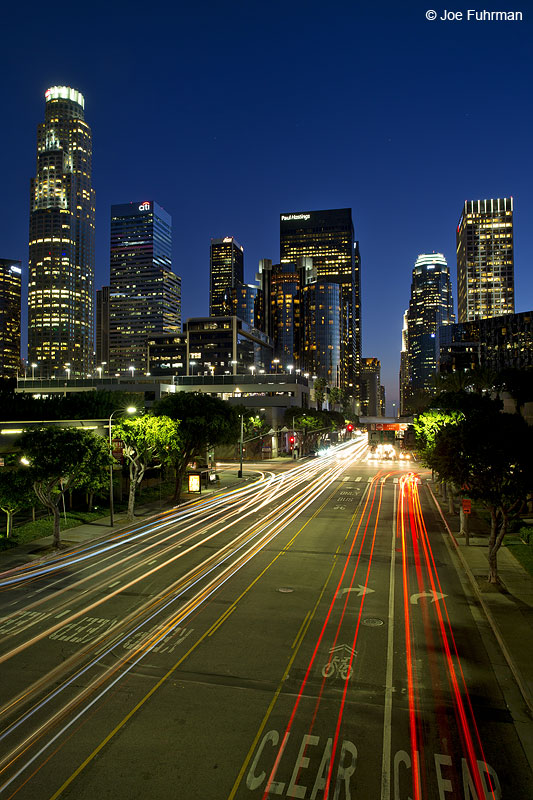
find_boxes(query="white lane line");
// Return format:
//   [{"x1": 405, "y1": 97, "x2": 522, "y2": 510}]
[
  {"x1": 55, "y1": 610, "x2": 72, "y2": 619},
  {"x1": 147, "y1": 560, "x2": 157, "y2": 565},
  {"x1": 108, "y1": 581, "x2": 121, "y2": 588},
  {"x1": 354, "y1": 476, "x2": 362, "y2": 482},
  {"x1": 381, "y1": 483, "x2": 397, "y2": 800}
]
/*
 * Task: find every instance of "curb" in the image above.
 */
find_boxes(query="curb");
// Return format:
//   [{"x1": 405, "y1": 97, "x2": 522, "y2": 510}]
[{"x1": 427, "y1": 483, "x2": 533, "y2": 716}]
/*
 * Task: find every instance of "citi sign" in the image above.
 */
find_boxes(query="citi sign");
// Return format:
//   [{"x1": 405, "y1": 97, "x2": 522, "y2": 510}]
[{"x1": 138, "y1": 202, "x2": 151, "y2": 211}]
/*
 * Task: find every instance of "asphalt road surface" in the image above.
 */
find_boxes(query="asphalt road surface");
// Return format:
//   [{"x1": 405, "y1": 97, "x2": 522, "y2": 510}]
[{"x1": 0, "y1": 437, "x2": 531, "y2": 799}]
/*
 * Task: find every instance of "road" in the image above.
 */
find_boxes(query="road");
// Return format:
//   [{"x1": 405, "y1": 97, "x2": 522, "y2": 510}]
[{"x1": 0, "y1": 437, "x2": 531, "y2": 799}]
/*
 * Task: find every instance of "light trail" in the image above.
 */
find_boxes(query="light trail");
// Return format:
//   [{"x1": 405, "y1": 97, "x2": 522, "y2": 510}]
[{"x1": 0, "y1": 442, "x2": 368, "y2": 797}]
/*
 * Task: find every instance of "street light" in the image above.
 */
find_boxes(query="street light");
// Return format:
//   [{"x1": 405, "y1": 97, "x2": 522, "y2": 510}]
[
  {"x1": 287, "y1": 364, "x2": 294, "y2": 375},
  {"x1": 65, "y1": 363, "x2": 71, "y2": 380},
  {"x1": 189, "y1": 360, "x2": 196, "y2": 376},
  {"x1": 108, "y1": 406, "x2": 137, "y2": 527},
  {"x1": 96, "y1": 366, "x2": 102, "y2": 378},
  {"x1": 231, "y1": 359, "x2": 238, "y2": 375},
  {"x1": 249, "y1": 365, "x2": 256, "y2": 376},
  {"x1": 128, "y1": 365, "x2": 135, "y2": 379},
  {"x1": 31, "y1": 363, "x2": 37, "y2": 379},
  {"x1": 272, "y1": 358, "x2": 280, "y2": 374}
]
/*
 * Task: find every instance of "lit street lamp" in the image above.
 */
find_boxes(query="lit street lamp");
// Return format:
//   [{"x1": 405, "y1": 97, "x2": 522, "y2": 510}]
[
  {"x1": 189, "y1": 360, "x2": 196, "y2": 376},
  {"x1": 65, "y1": 363, "x2": 71, "y2": 380},
  {"x1": 108, "y1": 406, "x2": 136, "y2": 526},
  {"x1": 249, "y1": 365, "x2": 256, "y2": 376},
  {"x1": 287, "y1": 364, "x2": 294, "y2": 375},
  {"x1": 272, "y1": 358, "x2": 280, "y2": 374},
  {"x1": 31, "y1": 362, "x2": 38, "y2": 379},
  {"x1": 128, "y1": 365, "x2": 135, "y2": 379}
]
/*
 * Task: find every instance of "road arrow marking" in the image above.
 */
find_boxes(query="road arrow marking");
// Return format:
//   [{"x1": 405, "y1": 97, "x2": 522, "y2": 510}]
[
  {"x1": 336, "y1": 585, "x2": 375, "y2": 599},
  {"x1": 410, "y1": 590, "x2": 447, "y2": 605}
]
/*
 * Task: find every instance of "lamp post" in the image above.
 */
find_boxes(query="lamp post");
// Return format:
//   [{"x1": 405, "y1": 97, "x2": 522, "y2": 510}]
[
  {"x1": 65, "y1": 363, "x2": 71, "y2": 380},
  {"x1": 108, "y1": 406, "x2": 136, "y2": 527},
  {"x1": 272, "y1": 358, "x2": 280, "y2": 374},
  {"x1": 128, "y1": 365, "x2": 135, "y2": 379},
  {"x1": 31, "y1": 363, "x2": 37, "y2": 379},
  {"x1": 96, "y1": 366, "x2": 102, "y2": 379},
  {"x1": 287, "y1": 364, "x2": 293, "y2": 375},
  {"x1": 189, "y1": 360, "x2": 196, "y2": 376},
  {"x1": 249, "y1": 365, "x2": 256, "y2": 377},
  {"x1": 238, "y1": 413, "x2": 244, "y2": 478}
]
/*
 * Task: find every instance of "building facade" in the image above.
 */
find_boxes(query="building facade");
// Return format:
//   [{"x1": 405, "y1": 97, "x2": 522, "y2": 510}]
[
  {"x1": 95, "y1": 285, "x2": 110, "y2": 371},
  {"x1": 299, "y1": 282, "x2": 341, "y2": 385},
  {"x1": 360, "y1": 357, "x2": 382, "y2": 417},
  {"x1": 28, "y1": 86, "x2": 95, "y2": 377},
  {"x1": 405, "y1": 254, "x2": 455, "y2": 407},
  {"x1": 109, "y1": 201, "x2": 181, "y2": 374},
  {"x1": 210, "y1": 237, "x2": 244, "y2": 317},
  {"x1": 279, "y1": 209, "x2": 361, "y2": 397},
  {"x1": 456, "y1": 198, "x2": 514, "y2": 323},
  {"x1": 0, "y1": 259, "x2": 22, "y2": 378},
  {"x1": 147, "y1": 316, "x2": 273, "y2": 377},
  {"x1": 438, "y1": 310, "x2": 533, "y2": 374}
]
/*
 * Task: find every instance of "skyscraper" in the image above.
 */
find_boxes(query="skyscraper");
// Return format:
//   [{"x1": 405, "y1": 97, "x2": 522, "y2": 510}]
[
  {"x1": 300, "y1": 282, "x2": 341, "y2": 385},
  {"x1": 210, "y1": 237, "x2": 244, "y2": 317},
  {"x1": 0, "y1": 259, "x2": 22, "y2": 379},
  {"x1": 95, "y1": 286, "x2": 110, "y2": 371},
  {"x1": 109, "y1": 201, "x2": 181, "y2": 374},
  {"x1": 280, "y1": 209, "x2": 361, "y2": 397},
  {"x1": 406, "y1": 253, "x2": 454, "y2": 405},
  {"x1": 28, "y1": 86, "x2": 95, "y2": 377},
  {"x1": 456, "y1": 198, "x2": 514, "y2": 322}
]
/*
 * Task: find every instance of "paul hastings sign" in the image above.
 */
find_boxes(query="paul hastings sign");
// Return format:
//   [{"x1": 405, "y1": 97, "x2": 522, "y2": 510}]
[{"x1": 280, "y1": 213, "x2": 312, "y2": 222}]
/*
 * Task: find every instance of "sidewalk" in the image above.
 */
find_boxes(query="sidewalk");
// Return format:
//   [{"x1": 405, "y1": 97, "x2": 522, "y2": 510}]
[
  {"x1": 428, "y1": 483, "x2": 533, "y2": 717},
  {"x1": 0, "y1": 467, "x2": 256, "y2": 572}
]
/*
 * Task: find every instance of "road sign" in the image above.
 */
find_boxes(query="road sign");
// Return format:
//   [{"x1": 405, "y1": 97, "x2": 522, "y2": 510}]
[{"x1": 462, "y1": 498, "x2": 472, "y2": 514}]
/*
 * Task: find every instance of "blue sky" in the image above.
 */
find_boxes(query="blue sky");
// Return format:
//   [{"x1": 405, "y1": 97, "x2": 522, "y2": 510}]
[{"x1": 1, "y1": 0, "x2": 531, "y2": 410}]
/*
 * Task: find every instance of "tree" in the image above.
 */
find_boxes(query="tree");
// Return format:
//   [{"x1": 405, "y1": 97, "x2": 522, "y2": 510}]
[
  {"x1": 429, "y1": 412, "x2": 533, "y2": 583},
  {"x1": 17, "y1": 428, "x2": 112, "y2": 547},
  {"x1": 153, "y1": 393, "x2": 240, "y2": 502},
  {"x1": 329, "y1": 387, "x2": 342, "y2": 409},
  {"x1": 313, "y1": 378, "x2": 327, "y2": 410},
  {"x1": 112, "y1": 415, "x2": 180, "y2": 520},
  {"x1": 0, "y1": 470, "x2": 35, "y2": 538}
]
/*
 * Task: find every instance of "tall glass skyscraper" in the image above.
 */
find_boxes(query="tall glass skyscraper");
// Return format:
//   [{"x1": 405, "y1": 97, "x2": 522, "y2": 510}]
[
  {"x1": 0, "y1": 259, "x2": 22, "y2": 378},
  {"x1": 210, "y1": 237, "x2": 244, "y2": 317},
  {"x1": 28, "y1": 86, "x2": 95, "y2": 377},
  {"x1": 456, "y1": 198, "x2": 514, "y2": 322},
  {"x1": 109, "y1": 201, "x2": 181, "y2": 374},
  {"x1": 280, "y1": 209, "x2": 361, "y2": 397},
  {"x1": 406, "y1": 253, "x2": 454, "y2": 404}
]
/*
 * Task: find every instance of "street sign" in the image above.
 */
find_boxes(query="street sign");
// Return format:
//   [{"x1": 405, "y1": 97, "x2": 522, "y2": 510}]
[{"x1": 462, "y1": 498, "x2": 472, "y2": 514}]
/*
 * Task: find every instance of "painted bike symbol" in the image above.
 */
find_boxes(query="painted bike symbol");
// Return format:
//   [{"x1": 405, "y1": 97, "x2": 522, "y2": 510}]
[{"x1": 321, "y1": 644, "x2": 356, "y2": 681}]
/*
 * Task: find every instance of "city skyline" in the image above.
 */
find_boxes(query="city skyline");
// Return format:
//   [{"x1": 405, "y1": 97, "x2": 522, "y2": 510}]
[{"x1": 1, "y1": 2, "x2": 531, "y2": 408}]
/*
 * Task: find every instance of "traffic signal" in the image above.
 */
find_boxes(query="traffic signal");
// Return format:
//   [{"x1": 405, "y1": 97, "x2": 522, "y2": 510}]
[
  {"x1": 346, "y1": 424, "x2": 353, "y2": 432},
  {"x1": 289, "y1": 436, "x2": 295, "y2": 444}
]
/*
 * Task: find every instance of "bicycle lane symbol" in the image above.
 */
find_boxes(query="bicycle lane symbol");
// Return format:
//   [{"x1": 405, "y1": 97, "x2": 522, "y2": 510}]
[{"x1": 321, "y1": 644, "x2": 356, "y2": 681}]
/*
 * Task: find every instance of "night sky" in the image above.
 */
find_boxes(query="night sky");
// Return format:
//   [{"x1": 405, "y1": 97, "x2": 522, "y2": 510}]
[{"x1": 1, "y1": 0, "x2": 531, "y2": 411}]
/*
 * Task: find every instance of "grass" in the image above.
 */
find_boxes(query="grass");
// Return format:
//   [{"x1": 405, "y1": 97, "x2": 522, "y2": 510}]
[
  {"x1": 0, "y1": 478, "x2": 178, "y2": 551},
  {"x1": 504, "y1": 528, "x2": 533, "y2": 579}
]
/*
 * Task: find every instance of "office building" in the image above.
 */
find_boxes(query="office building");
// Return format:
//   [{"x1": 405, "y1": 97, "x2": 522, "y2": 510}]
[
  {"x1": 224, "y1": 283, "x2": 263, "y2": 330},
  {"x1": 406, "y1": 254, "x2": 454, "y2": 403},
  {"x1": 28, "y1": 86, "x2": 95, "y2": 377},
  {"x1": 299, "y1": 282, "x2": 341, "y2": 385},
  {"x1": 439, "y1": 310, "x2": 533, "y2": 374},
  {"x1": 399, "y1": 310, "x2": 409, "y2": 415},
  {"x1": 147, "y1": 316, "x2": 273, "y2": 377},
  {"x1": 109, "y1": 201, "x2": 181, "y2": 374},
  {"x1": 456, "y1": 198, "x2": 514, "y2": 322},
  {"x1": 280, "y1": 209, "x2": 361, "y2": 396},
  {"x1": 360, "y1": 357, "x2": 382, "y2": 417},
  {"x1": 210, "y1": 237, "x2": 244, "y2": 317},
  {"x1": 95, "y1": 286, "x2": 110, "y2": 371},
  {"x1": 0, "y1": 259, "x2": 22, "y2": 378}
]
